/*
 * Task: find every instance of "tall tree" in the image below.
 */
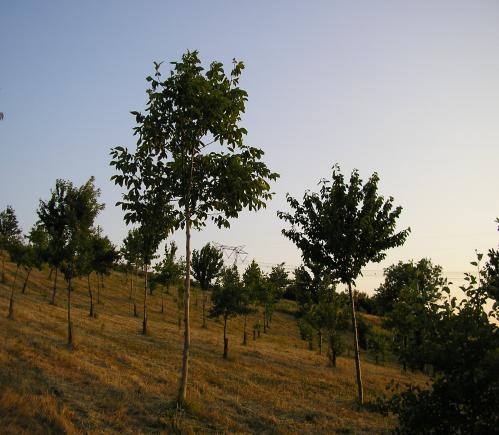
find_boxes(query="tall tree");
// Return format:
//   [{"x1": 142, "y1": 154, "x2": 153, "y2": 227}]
[
  {"x1": 278, "y1": 165, "x2": 409, "y2": 404},
  {"x1": 210, "y1": 265, "x2": 246, "y2": 359},
  {"x1": 110, "y1": 51, "x2": 278, "y2": 405},
  {"x1": 191, "y1": 243, "x2": 224, "y2": 328},
  {"x1": 0, "y1": 205, "x2": 22, "y2": 283}
]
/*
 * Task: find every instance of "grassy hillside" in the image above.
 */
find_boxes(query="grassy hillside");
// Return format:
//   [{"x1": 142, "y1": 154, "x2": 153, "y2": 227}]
[{"x1": 0, "y1": 259, "x2": 425, "y2": 434}]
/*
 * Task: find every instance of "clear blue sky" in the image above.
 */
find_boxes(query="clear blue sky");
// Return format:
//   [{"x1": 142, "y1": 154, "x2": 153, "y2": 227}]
[{"x1": 1, "y1": 1, "x2": 498, "y2": 292}]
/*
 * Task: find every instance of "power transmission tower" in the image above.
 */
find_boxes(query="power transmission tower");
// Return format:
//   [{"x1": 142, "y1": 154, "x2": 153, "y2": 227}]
[{"x1": 213, "y1": 242, "x2": 248, "y2": 266}]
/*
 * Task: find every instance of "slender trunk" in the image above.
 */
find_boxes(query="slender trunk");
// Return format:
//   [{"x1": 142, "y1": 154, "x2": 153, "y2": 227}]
[
  {"x1": 48, "y1": 266, "x2": 54, "y2": 280},
  {"x1": 178, "y1": 149, "x2": 195, "y2": 407},
  {"x1": 97, "y1": 274, "x2": 101, "y2": 304},
  {"x1": 161, "y1": 288, "x2": 164, "y2": 314},
  {"x1": 88, "y1": 274, "x2": 94, "y2": 318},
  {"x1": 129, "y1": 267, "x2": 133, "y2": 300},
  {"x1": 51, "y1": 268, "x2": 58, "y2": 305},
  {"x1": 178, "y1": 212, "x2": 192, "y2": 406},
  {"x1": 402, "y1": 336, "x2": 408, "y2": 372},
  {"x1": 348, "y1": 281, "x2": 364, "y2": 405},
  {"x1": 202, "y1": 290, "x2": 207, "y2": 328},
  {"x1": 67, "y1": 278, "x2": 73, "y2": 347},
  {"x1": 318, "y1": 329, "x2": 323, "y2": 355},
  {"x1": 142, "y1": 265, "x2": 148, "y2": 335},
  {"x1": 223, "y1": 315, "x2": 228, "y2": 359},
  {"x1": 243, "y1": 314, "x2": 248, "y2": 345},
  {"x1": 332, "y1": 350, "x2": 337, "y2": 368},
  {"x1": 7, "y1": 265, "x2": 19, "y2": 319},
  {"x1": 253, "y1": 329, "x2": 256, "y2": 340},
  {"x1": 263, "y1": 311, "x2": 267, "y2": 333},
  {"x1": 1, "y1": 254, "x2": 6, "y2": 283},
  {"x1": 22, "y1": 268, "x2": 32, "y2": 294},
  {"x1": 308, "y1": 338, "x2": 313, "y2": 350}
]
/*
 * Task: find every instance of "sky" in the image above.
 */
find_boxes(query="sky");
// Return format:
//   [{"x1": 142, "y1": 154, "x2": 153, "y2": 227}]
[{"x1": 1, "y1": 1, "x2": 498, "y2": 293}]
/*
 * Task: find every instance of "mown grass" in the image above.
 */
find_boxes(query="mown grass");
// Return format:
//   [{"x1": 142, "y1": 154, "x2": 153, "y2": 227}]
[{"x1": 0, "y1": 259, "x2": 426, "y2": 433}]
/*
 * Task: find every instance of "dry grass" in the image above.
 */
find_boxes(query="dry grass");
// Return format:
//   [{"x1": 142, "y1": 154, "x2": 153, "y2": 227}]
[{"x1": 0, "y1": 259, "x2": 426, "y2": 433}]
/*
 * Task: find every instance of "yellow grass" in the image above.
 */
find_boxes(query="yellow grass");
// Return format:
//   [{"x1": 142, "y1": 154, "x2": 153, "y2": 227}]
[{"x1": 0, "y1": 259, "x2": 426, "y2": 433}]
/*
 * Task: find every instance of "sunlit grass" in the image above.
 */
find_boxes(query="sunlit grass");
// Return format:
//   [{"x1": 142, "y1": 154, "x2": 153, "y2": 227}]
[{"x1": 0, "y1": 259, "x2": 426, "y2": 433}]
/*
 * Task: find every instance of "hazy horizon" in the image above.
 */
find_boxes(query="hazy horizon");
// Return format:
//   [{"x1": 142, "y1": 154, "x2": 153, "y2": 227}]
[{"x1": 1, "y1": 1, "x2": 498, "y2": 293}]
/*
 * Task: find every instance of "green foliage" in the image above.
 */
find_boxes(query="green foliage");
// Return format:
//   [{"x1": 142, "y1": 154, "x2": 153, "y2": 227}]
[
  {"x1": 110, "y1": 50, "x2": 279, "y2": 233},
  {"x1": 210, "y1": 265, "x2": 247, "y2": 320},
  {"x1": 292, "y1": 264, "x2": 349, "y2": 354},
  {"x1": 374, "y1": 258, "x2": 445, "y2": 315},
  {"x1": 390, "y1": 256, "x2": 499, "y2": 433},
  {"x1": 366, "y1": 325, "x2": 391, "y2": 364},
  {"x1": 0, "y1": 205, "x2": 22, "y2": 249},
  {"x1": 110, "y1": 50, "x2": 278, "y2": 401},
  {"x1": 278, "y1": 165, "x2": 409, "y2": 285},
  {"x1": 154, "y1": 242, "x2": 184, "y2": 288},
  {"x1": 37, "y1": 178, "x2": 104, "y2": 277},
  {"x1": 191, "y1": 243, "x2": 223, "y2": 291},
  {"x1": 381, "y1": 259, "x2": 446, "y2": 370}
]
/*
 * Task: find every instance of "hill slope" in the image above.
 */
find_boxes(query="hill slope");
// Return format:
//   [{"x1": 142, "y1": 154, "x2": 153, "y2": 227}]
[{"x1": 0, "y1": 260, "x2": 425, "y2": 434}]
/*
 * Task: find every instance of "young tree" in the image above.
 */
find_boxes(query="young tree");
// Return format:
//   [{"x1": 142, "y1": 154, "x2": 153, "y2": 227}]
[
  {"x1": 241, "y1": 260, "x2": 264, "y2": 344},
  {"x1": 191, "y1": 243, "x2": 224, "y2": 328},
  {"x1": 210, "y1": 265, "x2": 246, "y2": 359},
  {"x1": 391, "y1": 255, "x2": 499, "y2": 433},
  {"x1": 39, "y1": 178, "x2": 104, "y2": 346},
  {"x1": 21, "y1": 224, "x2": 49, "y2": 294},
  {"x1": 278, "y1": 165, "x2": 409, "y2": 404},
  {"x1": 37, "y1": 180, "x2": 71, "y2": 305},
  {"x1": 379, "y1": 259, "x2": 445, "y2": 371},
  {"x1": 264, "y1": 263, "x2": 288, "y2": 329},
  {"x1": 0, "y1": 205, "x2": 22, "y2": 283},
  {"x1": 6, "y1": 238, "x2": 26, "y2": 319},
  {"x1": 373, "y1": 258, "x2": 445, "y2": 315},
  {"x1": 110, "y1": 51, "x2": 278, "y2": 405},
  {"x1": 122, "y1": 229, "x2": 142, "y2": 316},
  {"x1": 154, "y1": 241, "x2": 184, "y2": 315}
]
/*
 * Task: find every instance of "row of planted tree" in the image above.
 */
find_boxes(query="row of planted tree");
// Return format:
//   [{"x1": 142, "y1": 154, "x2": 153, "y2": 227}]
[{"x1": 1, "y1": 50, "x2": 498, "y2": 432}]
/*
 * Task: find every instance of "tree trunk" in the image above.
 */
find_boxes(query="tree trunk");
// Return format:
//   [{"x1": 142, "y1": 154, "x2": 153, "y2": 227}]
[
  {"x1": 332, "y1": 350, "x2": 337, "y2": 368},
  {"x1": 51, "y1": 268, "x2": 58, "y2": 305},
  {"x1": 22, "y1": 268, "x2": 32, "y2": 294},
  {"x1": 202, "y1": 290, "x2": 207, "y2": 328},
  {"x1": 67, "y1": 278, "x2": 73, "y2": 347},
  {"x1": 253, "y1": 329, "x2": 256, "y2": 340},
  {"x1": 1, "y1": 254, "x2": 6, "y2": 283},
  {"x1": 142, "y1": 265, "x2": 148, "y2": 335},
  {"x1": 48, "y1": 266, "x2": 53, "y2": 280},
  {"x1": 177, "y1": 199, "x2": 192, "y2": 407},
  {"x1": 223, "y1": 315, "x2": 228, "y2": 359},
  {"x1": 263, "y1": 311, "x2": 267, "y2": 333},
  {"x1": 161, "y1": 288, "x2": 164, "y2": 314},
  {"x1": 88, "y1": 274, "x2": 94, "y2": 318},
  {"x1": 97, "y1": 273, "x2": 101, "y2": 304},
  {"x1": 243, "y1": 314, "x2": 248, "y2": 345},
  {"x1": 402, "y1": 336, "x2": 408, "y2": 372},
  {"x1": 318, "y1": 329, "x2": 323, "y2": 355},
  {"x1": 348, "y1": 281, "x2": 364, "y2": 405},
  {"x1": 7, "y1": 265, "x2": 19, "y2": 319}
]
